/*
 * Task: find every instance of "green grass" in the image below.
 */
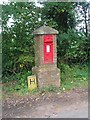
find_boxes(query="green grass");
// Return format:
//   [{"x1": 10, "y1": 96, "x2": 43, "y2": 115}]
[
  {"x1": 60, "y1": 64, "x2": 88, "y2": 91},
  {"x1": 2, "y1": 64, "x2": 88, "y2": 97}
]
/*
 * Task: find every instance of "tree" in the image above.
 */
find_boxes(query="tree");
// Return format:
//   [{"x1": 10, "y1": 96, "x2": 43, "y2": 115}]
[
  {"x1": 2, "y1": 2, "x2": 88, "y2": 82},
  {"x1": 2, "y1": 2, "x2": 42, "y2": 77},
  {"x1": 76, "y1": 2, "x2": 89, "y2": 37},
  {"x1": 41, "y1": 2, "x2": 76, "y2": 32},
  {"x1": 40, "y1": 2, "x2": 88, "y2": 65}
]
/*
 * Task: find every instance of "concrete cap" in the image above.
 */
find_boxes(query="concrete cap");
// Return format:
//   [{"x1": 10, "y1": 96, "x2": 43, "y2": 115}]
[{"x1": 33, "y1": 26, "x2": 59, "y2": 35}]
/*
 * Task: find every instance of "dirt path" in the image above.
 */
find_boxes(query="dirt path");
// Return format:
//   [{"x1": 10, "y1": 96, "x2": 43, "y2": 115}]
[{"x1": 2, "y1": 87, "x2": 88, "y2": 118}]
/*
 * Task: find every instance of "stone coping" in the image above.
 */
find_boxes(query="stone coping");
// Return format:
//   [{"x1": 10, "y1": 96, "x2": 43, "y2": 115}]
[{"x1": 33, "y1": 26, "x2": 59, "y2": 35}]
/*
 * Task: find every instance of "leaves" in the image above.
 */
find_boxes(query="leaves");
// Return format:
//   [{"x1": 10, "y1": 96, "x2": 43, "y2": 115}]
[
  {"x1": 41, "y1": 2, "x2": 76, "y2": 31},
  {"x1": 2, "y1": 2, "x2": 40, "y2": 77},
  {"x1": 2, "y1": 2, "x2": 88, "y2": 83}
]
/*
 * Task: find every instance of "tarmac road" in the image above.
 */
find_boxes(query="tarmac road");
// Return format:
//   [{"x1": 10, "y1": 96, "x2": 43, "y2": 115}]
[
  {"x1": 50, "y1": 102, "x2": 88, "y2": 118},
  {"x1": 2, "y1": 88, "x2": 88, "y2": 118}
]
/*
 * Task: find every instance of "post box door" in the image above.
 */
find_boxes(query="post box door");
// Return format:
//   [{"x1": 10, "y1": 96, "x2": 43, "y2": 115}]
[{"x1": 44, "y1": 42, "x2": 53, "y2": 64}]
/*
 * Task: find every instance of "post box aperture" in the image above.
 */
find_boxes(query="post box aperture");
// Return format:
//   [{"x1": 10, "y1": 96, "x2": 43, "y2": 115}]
[{"x1": 44, "y1": 35, "x2": 54, "y2": 64}]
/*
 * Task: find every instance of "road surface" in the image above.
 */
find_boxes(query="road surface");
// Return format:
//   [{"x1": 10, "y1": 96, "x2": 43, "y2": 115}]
[
  {"x1": 2, "y1": 88, "x2": 88, "y2": 118},
  {"x1": 51, "y1": 102, "x2": 88, "y2": 118}
]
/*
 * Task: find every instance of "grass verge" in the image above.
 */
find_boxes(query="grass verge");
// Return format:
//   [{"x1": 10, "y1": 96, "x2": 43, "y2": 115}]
[{"x1": 2, "y1": 64, "x2": 88, "y2": 97}]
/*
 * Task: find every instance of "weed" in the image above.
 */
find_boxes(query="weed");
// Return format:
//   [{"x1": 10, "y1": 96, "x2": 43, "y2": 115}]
[
  {"x1": 30, "y1": 88, "x2": 39, "y2": 94},
  {"x1": 60, "y1": 64, "x2": 88, "y2": 91},
  {"x1": 2, "y1": 65, "x2": 88, "y2": 97},
  {"x1": 39, "y1": 84, "x2": 60, "y2": 93}
]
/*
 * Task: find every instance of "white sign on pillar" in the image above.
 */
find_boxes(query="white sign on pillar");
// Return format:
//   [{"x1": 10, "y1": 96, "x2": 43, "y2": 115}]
[{"x1": 46, "y1": 45, "x2": 50, "y2": 52}]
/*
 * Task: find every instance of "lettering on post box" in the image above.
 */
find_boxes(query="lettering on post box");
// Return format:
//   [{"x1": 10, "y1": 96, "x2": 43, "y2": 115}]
[{"x1": 44, "y1": 35, "x2": 54, "y2": 64}]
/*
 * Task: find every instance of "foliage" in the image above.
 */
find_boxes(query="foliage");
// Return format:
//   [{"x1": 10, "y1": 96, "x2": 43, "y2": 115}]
[
  {"x1": 60, "y1": 64, "x2": 88, "y2": 91},
  {"x1": 57, "y1": 29, "x2": 88, "y2": 65},
  {"x1": 41, "y1": 2, "x2": 76, "y2": 31},
  {"x1": 41, "y1": 2, "x2": 89, "y2": 65},
  {"x1": 2, "y1": 2, "x2": 42, "y2": 79},
  {"x1": 39, "y1": 84, "x2": 59, "y2": 93},
  {"x1": 2, "y1": 1, "x2": 89, "y2": 91},
  {"x1": 3, "y1": 70, "x2": 32, "y2": 95},
  {"x1": 2, "y1": 65, "x2": 88, "y2": 96}
]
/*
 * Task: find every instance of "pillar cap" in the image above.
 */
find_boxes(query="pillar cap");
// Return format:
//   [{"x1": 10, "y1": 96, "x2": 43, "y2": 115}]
[{"x1": 33, "y1": 26, "x2": 59, "y2": 35}]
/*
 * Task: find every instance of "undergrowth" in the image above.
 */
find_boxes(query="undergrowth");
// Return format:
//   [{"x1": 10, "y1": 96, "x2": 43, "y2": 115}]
[{"x1": 2, "y1": 64, "x2": 88, "y2": 97}]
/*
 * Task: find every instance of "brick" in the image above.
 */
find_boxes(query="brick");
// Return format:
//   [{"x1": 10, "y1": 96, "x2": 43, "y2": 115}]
[{"x1": 32, "y1": 26, "x2": 60, "y2": 88}]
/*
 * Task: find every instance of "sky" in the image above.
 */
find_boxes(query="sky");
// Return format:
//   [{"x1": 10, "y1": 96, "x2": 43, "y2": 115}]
[{"x1": 0, "y1": 0, "x2": 90, "y2": 4}]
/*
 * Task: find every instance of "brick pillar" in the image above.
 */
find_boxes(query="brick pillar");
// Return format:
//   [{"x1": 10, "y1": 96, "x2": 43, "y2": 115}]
[{"x1": 32, "y1": 26, "x2": 60, "y2": 88}]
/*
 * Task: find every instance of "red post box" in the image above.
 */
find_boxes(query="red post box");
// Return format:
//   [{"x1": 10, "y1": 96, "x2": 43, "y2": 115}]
[
  {"x1": 44, "y1": 35, "x2": 55, "y2": 64},
  {"x1": 32, "y1": 26, "x2": 60, "y2": 88}
]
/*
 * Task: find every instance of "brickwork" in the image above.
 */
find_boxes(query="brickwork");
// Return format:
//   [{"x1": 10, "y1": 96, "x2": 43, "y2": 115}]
[
  {"x1": 32, "y1": 26, "x2": 60, "y2": 88},
  {"x1": 34, "y1": 35, "x2": 57, "y2": 66}
]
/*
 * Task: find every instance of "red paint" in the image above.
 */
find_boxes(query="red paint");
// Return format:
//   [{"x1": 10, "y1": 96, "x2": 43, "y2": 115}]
[
  {"x1": 44, "y1": 35, "x2": 53, "y2": 42},
  {"x1": 44, "y1": 35, "x2": 54, "y2": 64}
]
